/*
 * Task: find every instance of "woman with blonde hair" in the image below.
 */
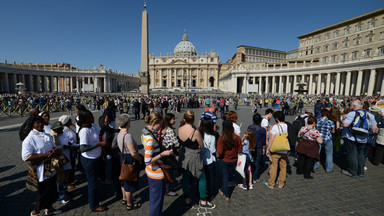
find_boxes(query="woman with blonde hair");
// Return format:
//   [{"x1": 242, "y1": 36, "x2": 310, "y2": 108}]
[
  {"x1": 178, "y1": 111, "x2": 215, "y2": 208},
  {"x1": 142, "y1": 113, "x2": 173, "y2": 216}
]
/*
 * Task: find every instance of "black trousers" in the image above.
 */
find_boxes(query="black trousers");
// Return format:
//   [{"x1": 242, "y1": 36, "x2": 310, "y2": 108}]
[
  {"x1": 296, "y1": 154, "x2": 315, "y2": 178},
  {"x1": 36, "y1": 175, "x2": 58, "y2": 211},
  {"x1": 373, "y1": 144, "x2": 384, "y2": 165}
]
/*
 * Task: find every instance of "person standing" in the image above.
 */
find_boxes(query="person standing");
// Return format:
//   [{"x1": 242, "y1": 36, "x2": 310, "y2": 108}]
[
  {"x1": 142, "y1": 113, "x2": 173, "y2": 216},
  {"x1": 217, "y1": 120, "x2": 242, "y2": 201},
  {"x1": 314, "y1": 109, "x2": 335, "y2": 173},
  {"x1": 264, "y1": 111, "x2": 288, "y2": 189},
  {"x1": 341, "y1": 100, "x2": 377, "y2": 178},
  {"x1": 78, "y1": 110, "x2": 108, "y2": 212}
]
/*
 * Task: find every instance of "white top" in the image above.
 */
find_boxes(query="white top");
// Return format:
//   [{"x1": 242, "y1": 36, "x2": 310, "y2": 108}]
[
  {"x1": 261, "y1": 117, "x2": 269, "y2": 129},
  {"x1": 22, "y1": 129, "x2": 56, "y2": 182},
  {"x1": 58, "y1": 134, "x2": 72, "y2": 170},
  {"x1": 75, "y1": 116, "x2": 80, "y2": 133},
  {"x1": 201, "y1": 134, "x2": 216, "y2": 165},
  {"x1": 79, "y1": 124, "x2": 101, "y2": 159},
  {"x1": 270, "y1": 123, "x2": 288, "y2": 154},
  {"x1": 63, "y1": 126, "x2": 78, "y2": 147},
  {"x1": 233, "y1": 123, "x2": 241, "y2": 135},
  {"x1": 44, "y1": 124, "x2": 52, "y2": 134}
]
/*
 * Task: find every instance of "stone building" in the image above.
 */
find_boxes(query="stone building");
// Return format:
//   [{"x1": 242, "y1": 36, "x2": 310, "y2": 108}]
[
  {"x1": 220, "y1": 8, "x2": 384, "y2": 96},
  {"x1": 149, "y1": 32, "x2": 220, "y2": 92},
  {"x1": 0, "y1": 61, "x2": 140, "y2": 93}
]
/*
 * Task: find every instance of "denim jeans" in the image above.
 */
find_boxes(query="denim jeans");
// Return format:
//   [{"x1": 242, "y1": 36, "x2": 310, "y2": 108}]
[
  {"x1": 81, "y1": 156, "x2": 101, "y2": 210},
  {"x1": 56, "y1": 181, "x2": 68, "y2": 201},
  {"x1": 252, "y1": 149, "x2": 264, "y2": 180},
  {"x1": 220, "y1": 160, "x2": 236, "y2": 198},
  {"x1": 148, "y1": 177, "x2": 165, "y2": 216},
  {"x1": 314, "y1": 139, "x2": 333, "y2": 172},
  {"x1": 344, "y1": 139, "x2": 366, "y2": 176}
]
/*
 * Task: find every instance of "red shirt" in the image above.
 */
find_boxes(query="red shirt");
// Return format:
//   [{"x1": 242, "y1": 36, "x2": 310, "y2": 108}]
[{"x1": 217, "y1": 135, "x2": 243, "y2": 162}]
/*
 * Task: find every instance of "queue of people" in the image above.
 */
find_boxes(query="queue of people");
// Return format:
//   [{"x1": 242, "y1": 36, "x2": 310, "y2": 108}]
[{"x1": 20, "y1": 95, "x2": 384, "y2": 216}]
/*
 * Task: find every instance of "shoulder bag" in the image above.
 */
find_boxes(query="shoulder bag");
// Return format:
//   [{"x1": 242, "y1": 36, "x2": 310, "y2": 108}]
[
  {"x1": 270, "y1": 124, "x2": 290, "y2": 152},
  {"x1": 119, "y1": 133, "x2": 138, "y2": 181}
]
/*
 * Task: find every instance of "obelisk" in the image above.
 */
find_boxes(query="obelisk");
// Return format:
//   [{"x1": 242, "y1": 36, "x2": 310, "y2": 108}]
[{"x1": 140, "y1": 0, "x2": 150, "y2": 95}]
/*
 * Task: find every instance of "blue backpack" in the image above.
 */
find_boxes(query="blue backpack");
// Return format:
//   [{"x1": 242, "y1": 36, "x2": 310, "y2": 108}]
[{"x1": 349, "y1": 110, "x2": 370, "y2": 136}]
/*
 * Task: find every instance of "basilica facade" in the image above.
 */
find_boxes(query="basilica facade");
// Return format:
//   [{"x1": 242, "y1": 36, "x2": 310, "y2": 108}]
[{"x1": 148, "y1": 32, "x2": 220, "y2": 92}]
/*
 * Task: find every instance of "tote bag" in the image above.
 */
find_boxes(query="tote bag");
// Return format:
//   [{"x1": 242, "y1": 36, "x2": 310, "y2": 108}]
[
  {"x1": 235, "y1": 153, "x2": 247, "y2": 178},
  {"x1": 119, "y1": 133, "x2": 138, "y2": 181},
  {"x1": 270, "y1": 124, "x2": 290, "y2": 152}
]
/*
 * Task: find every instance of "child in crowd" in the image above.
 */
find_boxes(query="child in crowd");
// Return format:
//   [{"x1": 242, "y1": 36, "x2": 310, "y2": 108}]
[{"x1": 239, "y1": 129, "x2": 256, "y2": 190}]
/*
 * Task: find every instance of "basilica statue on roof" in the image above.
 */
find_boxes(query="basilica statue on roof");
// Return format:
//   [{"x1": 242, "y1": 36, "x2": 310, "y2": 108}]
[{"x1": 148, "y1": 31, "x2": 221, "y2": 92}]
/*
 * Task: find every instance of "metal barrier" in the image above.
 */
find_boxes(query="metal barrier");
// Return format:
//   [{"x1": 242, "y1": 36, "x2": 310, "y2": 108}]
[{"x1": 0, "y1": 102, "x2": 66, "y2": 117}]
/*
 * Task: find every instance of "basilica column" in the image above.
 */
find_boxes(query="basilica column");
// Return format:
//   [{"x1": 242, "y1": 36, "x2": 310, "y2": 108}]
[
  {"x1": 279, "y1": 76, "x2": 283, "y2": 94},
  {"x1": 265, "y1": 76, "x2": 270, "y2": 93},
  {"x1": 335, "y1": 72, "x2": 341, "y2": 96},
  {"x1": 259, "y1": 76, "x2": 262, "y2": 94},
  {"x1": 308, "y1": 74, "x2": 313, "y2": 95},
  {"x1": 355, "y1": 70, "x2": 363, "y2": 96},
  {"x1": 326, "y1": 73, "x2": 331, "y2": 95},
  {"x1": 271, "y1": 76, "x2": 275, "y2": 94},
  {"x1": 367, "y1": 69, "x2": 376, "y2": 96},
  {"x1": 339, "y1": 73, "x2": 345, "y2": 95},
  {"x1": 231, "y1": 74, "x2": 237, "y2": 93}
]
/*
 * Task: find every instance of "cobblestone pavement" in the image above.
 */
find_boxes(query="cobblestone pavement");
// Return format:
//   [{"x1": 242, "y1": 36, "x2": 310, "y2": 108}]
[{"x1": 1, "y1": 106, "x2": 384, "y2": 216}]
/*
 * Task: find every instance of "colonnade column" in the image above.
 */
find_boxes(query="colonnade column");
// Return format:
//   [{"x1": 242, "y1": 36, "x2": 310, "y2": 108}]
[
  {"x1": 265, "y1": 76, "x2": 270, "y2": 93},
  {"x1": 36, "y1": 75, "x2": 41, "y2": 92},
  {"x1": 77, "y1": 77, "x2": 80, "y2": 93},
  {"x1": 293, "y1": 75, "x2": 297, "y2": 93},
  {"x1": 70, "y1": 77, "x2": 73, "y2": 92},
  {"x1": 335, "y1": 72, "x2": 341, "y2": 96},
  {"x1": 317, "y1": 74, "x2": 321, "y2": 95},
  {"x1": 345, "y1": 72, "x2": 351, "y2": 96},
  {"x1": 29, "y1": 74, "x2": 33, "y2": 92},
  {"x1": 339, "y1": 73, "x2": 345, "y2": 95},
  {"x1": 381, "y1": 70, "x2": 384, "y2": 96},
  {"x1": 279, "y1": 76, "x2": 283, "y2": 94},
  {"x1": 326, "y1": 73, "x2": 331, "y2": 95},
  {"x1": 259, "y1": 77, "x2": 262, "y2": 94},
  {"x1": 308, "y1": 74, "x2": 313, "y2": 95},
  {"x1": 3, "y1": 73, "x2": 9, "y2": 92},
  {"x1": 271, "y1": 76, "x2": 275, "y2": 94},
  {"x1": 57, "y1": 76, "x2": 61, "y2": 92},
  {"x1": 50, "y1": 76, "x2": 54, "y2": 92},
  {"x1": 355, "y1": 70, "x2": 363, "y2": 96},
  {"x1": 367, "y1": 69, "x2": 376, "y2": 96},
  {"x1": 286, "y1": 76, "x2": 290, "y2": 93},
  {"x1": 21, "y1": 74, "x2": 25, "y2": 88},
  {"x1": 82, "y1": 78, "x2": 85, "y2": 92}
]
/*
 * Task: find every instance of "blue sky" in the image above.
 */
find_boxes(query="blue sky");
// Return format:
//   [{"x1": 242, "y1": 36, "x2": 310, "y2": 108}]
[{"x1": 0, "y1": 0, "x2": 382, "y2": 75}]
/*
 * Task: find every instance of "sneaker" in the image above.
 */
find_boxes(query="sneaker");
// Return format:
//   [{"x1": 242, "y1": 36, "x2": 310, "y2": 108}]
[
  {"x1": 263, "y1": 181, "x2": 273, "y2": 189},
  {"x1": 165, "y1": 191, "x2": 179, "y2": 197},
  {"x1": 199, "y1": 201, "x2": 216, "y2": 209},
  {"x1": 249, "y1": 184, "x2": 254, "y2": 190},
  {"x1": 44, "y1": 209, "x2": 63, "y2": 215},
  {"x1": 237, "y1": 184, "x2": 247, "y2": 190},
  {"x1": 341, "y1": 170, "x2": 358, "y2": 179}
]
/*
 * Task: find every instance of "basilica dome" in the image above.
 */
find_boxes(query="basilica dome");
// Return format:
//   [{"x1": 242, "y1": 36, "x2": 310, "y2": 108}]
[{"x1": 173, "y1": 32, "x2": 197, "y2": 55}]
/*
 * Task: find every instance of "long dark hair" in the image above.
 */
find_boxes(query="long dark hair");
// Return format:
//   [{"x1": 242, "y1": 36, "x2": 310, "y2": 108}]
[
  {"x1": 222, "y1": 120, "x2": 235, "y2": 149},
  {"x1": 200, "y1": 117, "x2": 215, "y2": 136},
  {"x1": 163, "y1": 113, "x2": 175, "y2": 129}
]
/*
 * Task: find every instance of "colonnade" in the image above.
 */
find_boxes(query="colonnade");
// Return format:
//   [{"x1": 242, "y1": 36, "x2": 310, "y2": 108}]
[{"x1": 234, "y1": 68, "x2": 384, "y2": 96}]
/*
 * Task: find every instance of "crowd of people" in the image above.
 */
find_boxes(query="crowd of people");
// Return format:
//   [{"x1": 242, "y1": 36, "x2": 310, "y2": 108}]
[{"x1": 19, "y1": 93, "x2": 384, "y2": 215}]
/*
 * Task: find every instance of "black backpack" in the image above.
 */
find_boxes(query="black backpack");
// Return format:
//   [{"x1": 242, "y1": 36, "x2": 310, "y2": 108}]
[
  {"x1": 285, "y1": 122, "x2": 297, "y2": 151},
  {"x1": 292, "y1": 115, "x2": 308, "y2": 136}
]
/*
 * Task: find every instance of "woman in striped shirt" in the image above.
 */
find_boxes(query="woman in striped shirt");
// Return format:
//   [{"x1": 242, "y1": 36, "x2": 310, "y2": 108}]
[{"x1": 141, "y1": 113, "x2": 173, "y2": 216}]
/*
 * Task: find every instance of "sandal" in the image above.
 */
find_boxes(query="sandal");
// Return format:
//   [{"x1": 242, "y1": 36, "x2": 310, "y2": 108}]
[
  {"x1": 122, "y1": 198, "x2": 136, "y2": 205},
  {"x1": 126, "y1": 203, "x2": 141, "y2": 210}
]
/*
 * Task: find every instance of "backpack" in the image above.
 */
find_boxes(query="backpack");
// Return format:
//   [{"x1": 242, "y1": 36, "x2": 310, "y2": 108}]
[
  {"x1": 349, "y1": 110, "x2": 370, "y2": 136},
  {"x1": 219, "y1": 102, "x2": 224, "y2": 109},
  {"x1": 285, "y1": 122, "x2": 297, "y2": 151},
  {"x1": 292, "y1": 115, "x2": 308, "y2": 135}
]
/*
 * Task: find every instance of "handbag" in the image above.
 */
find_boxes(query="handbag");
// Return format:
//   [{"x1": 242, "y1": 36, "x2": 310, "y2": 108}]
[
  {"x1": 270, "y1": 124, "x2": 290, "y2": 152},
  {"x1": 119, "y1": 133, "x2": 138, "y2": 181},
  {"x1": 26, "y1": 162, "x2": 40, "y2": 191},
  {"x1": 157, "y1": 162, "x2": 173, "y2": 184}
]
